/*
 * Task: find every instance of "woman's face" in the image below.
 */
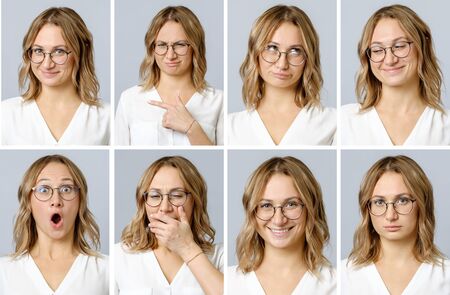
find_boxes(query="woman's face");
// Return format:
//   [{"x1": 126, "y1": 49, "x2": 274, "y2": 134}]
[
  {"x1": 369, "y1": 18, "x2": 419, "y2": 89},
  {"x1": 255, "y1": 173, "x2": 306, "y2": 251},
  {"x1": 369, "y1": 172, "x2": 418, "y2": 244},
  {"x1": 145, "y1": 166, "x2": 194, "y2": 222},
  {"x1": 30, "y1": 24, "x2": 75, "y2": 89},
  {"x1": 30, "y1": 162, "x2": 80, "y2": 242},
  {"x1": 258, "y1": 22, "x2": 306, "y2": 92},
  {"x1": 154, "y1": 21, "x2": 193, "y2": 80}
]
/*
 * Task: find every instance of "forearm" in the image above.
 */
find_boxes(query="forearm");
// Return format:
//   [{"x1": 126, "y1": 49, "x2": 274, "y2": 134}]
[
  {"x1": 186, "y1": 251, "x2": 223, "y2": 295},
  {"x1": 186, "y1": 121, "x2": 213, "y2": 145}
]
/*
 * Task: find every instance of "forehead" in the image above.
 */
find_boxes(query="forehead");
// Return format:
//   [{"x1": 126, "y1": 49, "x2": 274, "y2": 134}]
[
  {"x1": 372, "y1": 171, "x2": 409, "y2": 196},
  {"x1": 36, "y1": 162, "x2": 72, "y2": 181},
  {"x1": 33, "y1": 23, "x2": 67, "y2": 46},
  {"x1": 260, "y1": 173, "x2": 300, "y2": 202},
  {"x1": 268, "y1": 21, "x2": 303, "y2": 46},
  {"x1": 149, "y1": 165, "x2": 185, "y2": 188},
  {"x1": 156, "y1": 21, "x2": 187, "y2": 42},
  {"x1": 371, "y1": 18, "x2": 409, "y2": 44}
]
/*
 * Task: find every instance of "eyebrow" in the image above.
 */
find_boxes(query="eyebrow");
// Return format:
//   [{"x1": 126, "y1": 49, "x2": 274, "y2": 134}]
[
  {"x1": 267, "y1": 41, "x2": 303, "y2": 48},
  {"x1": 36, "y1": 177, "x2": 74, "y2": 184},
  {"x1": 259, "y1": 196, "x2": 301, "y2": 203},
  {"x1": 31, "y1": 44, "x2": 68, "y2": 49},
  {"x1": 149, "y1": 187, "x2": 186, "y2": 191},
  {"x1": 370, "y1": 37, "x2": 409, "y2": 46},
  {"x1": 371, "y1": 193, "x2": 412, "y2": 199}
]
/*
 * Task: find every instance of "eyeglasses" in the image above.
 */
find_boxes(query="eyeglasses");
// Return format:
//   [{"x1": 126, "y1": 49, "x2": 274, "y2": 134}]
[
  {"x1": 28, "y1": 48, "x2": 72, "y2": 65},
  {"x1": 143, "y1": 189, "x2": 191, "y2": 207},
  {"x1": 367, "y1": 196, "x2": 416, "y2": 216},
  {"x1": 366, "y1": 41, "x2": 413, "y2": 63},
  {"x1": 32, "y1": 184, "x2": 80, "y2": 201},
  {"x1": 261, "y1": 45, "x2": 306, "y2": 66},
  {"x1": 154, "y1": 41, "x2": 190, "y2": 56},
  {"x1": 255, "y1": 198, "x2": 304, "y2": 221}
]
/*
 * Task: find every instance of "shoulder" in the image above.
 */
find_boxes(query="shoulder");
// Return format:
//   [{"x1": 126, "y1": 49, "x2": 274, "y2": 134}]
[
  {"x1": 84, "y1": 254, "x2": 109, "y2": 271},
  {"x1": 228, "y1": 109, "x2": 253, "y2": 123},
  {"x1": 2, "y1": 97, "x2": 28, "y2": 109},
  {"x1": 119, "y1": 85, "x2": 150, "y2": 101},
  {"x1": 341, "y1": 103, "x2": 363, "y2": 115},
  {"x1": 86, "y1": 100, "x2": 110, "y2": 115},
  {"x1": 114, "y1": 242, "x2": 150, "y2": 257},
  {"x1": 202, "y1": 87, "x2": 223, "y2": 99},
  {"x1": 227, "y1": 265, "x2": 246, "y2": 279},
  {"x1": 304, "y1": 105, "x2": 337, "y2": 120}
]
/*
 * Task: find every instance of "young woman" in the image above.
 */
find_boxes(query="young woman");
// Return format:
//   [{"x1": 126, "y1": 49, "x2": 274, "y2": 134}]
[
  {"x1": 1, "y1": 7, "x2": 110, "y2": 145},
  {"x1": 115, "y1": 6, "x2": 223, "y2": 146},
  {"x1": 115, "y1": 156, "x2": 223, "y2": 294},
  {"x1": 228, "y1": 5, "x2": 336, "y2": 145},
  {"x1": 341, "y1": 5, "x2": 450, "y2": 145},
  {"x1": 228, "y1": 156, "x2": 335, "y2": 294},
  {"x1": 0, "y1": 155, "x2": 109, "y2": 294},
  {"x1": 342, "y1": 155, "x2": 450, "y2": 294}
]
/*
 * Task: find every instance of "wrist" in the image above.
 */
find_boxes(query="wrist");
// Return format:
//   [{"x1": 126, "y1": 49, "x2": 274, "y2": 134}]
[
  {"x1": 180, "y1": 242, "x2": 201, "y2": 262},
  {"x1": 184, "y1": 119, "x2": 196, "y2": 134}
]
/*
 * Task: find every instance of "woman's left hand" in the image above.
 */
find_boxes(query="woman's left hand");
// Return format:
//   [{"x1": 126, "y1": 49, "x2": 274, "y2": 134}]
[
  {"x1": 148, "y1": 94, "x2": 195, "y2": 134},
  {"x1": 148, "y1": 206, "x2": 200, "y2": 261}
]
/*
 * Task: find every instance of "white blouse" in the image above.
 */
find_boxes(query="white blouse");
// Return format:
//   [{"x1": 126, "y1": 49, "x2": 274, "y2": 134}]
[
  {"x1": 1, "y1": 97, "x2": 110, "y2": 145},
  {"x1": 342, "y1": 259, "x2": 450, "y2": 295},
  {"x1": 115, "y1": 243, "x2": 224, "y2": 295},
  {"x1": 0, "y1": 254, "x2": 109, "y2": 295},
  {"x1": 228, "y1": 106, "x2": 336, "y2": 145},
  {"x1": 115, "y1": 86, "x2": 223, "y2": 145},
  {"x1": 227, "y1": 265, "x2": 336, "y2": 295},
  {"x1": 341, "y1": 103, "x2": 450, "y2": 145}
]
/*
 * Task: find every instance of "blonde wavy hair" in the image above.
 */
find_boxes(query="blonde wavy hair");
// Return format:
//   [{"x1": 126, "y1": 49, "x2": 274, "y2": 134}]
[
  {"x1": 240, "y1": 5, "x2": 322, "y2": 110},
  {"x1": 13, "y1": 154, "x2": 100, "y2": 258},
  {"x1": 236, "y1": 156, "x2": 330, "y2": 275},
  {"x1": 139, "y1": 6, "x2": 207, "y2": 92},
  {"x1": 348, "y1": 155, "x2": 445, "y2": 267},
  {"x1": 19, "y1": 7, "x2": 100, "y2": 105},
  {"x1": 356, "y1": 5, "x2": 443, "y2": 112},
  {"x1": 121, "y1": 156, "x2": 215, "y2": 253}
]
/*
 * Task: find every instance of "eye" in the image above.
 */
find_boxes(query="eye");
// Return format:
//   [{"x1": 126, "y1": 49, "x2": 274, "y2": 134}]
[
  {"x1": 284, "y1": 200, "x2": 301, "y2": 208},
  {"x1": 148, "y1": 191, "x2": 162, "y2": 199},
  {"x1": 169, "y1": 190, "x2": 186, "y2": 198},
  {"x1": 173, "y1": 42, "x2": 188, "y2": 48},
  {"x1": 393, "y1": 42, "x2": 408, "y2": 50},
  {"x1": 259, "y1": 203, "x2": 273, "y2": 209},
  {"x1": 59, "y1": 185, "x2": 73, "y2": 194},
  {"x1": 396, "y1": 196, "x2": 411, "y2": 205},
  {"x1": 32, "y1": 48, "x2": 44, "y2": 55},
  {"x1": 372, "y1": 199, "x2": 385, "y2": 207},
  {"x1": 370, "y1": 47, "x2": 384, "y2": 54},
  {"x1": 265, "y1": 44, "x2": 279, "y2": 53},
  {"x1": 36, "y1": 185, "x2": 51, "y2": 193},
  {"x1": 155, "y1": 42, "x2": 167, "y2": 48},
  {"x1": 287, "y1": 48, "x2": 303, "y2": 57},
  {"x1": 52, "y1": 48, "x2": 67, "y2": 56}
]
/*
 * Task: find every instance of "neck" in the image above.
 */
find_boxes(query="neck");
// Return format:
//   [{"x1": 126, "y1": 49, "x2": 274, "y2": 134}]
[
  {"x1": 37, "y1": 85, "x2": 80, "y2": 106},
  {"x1": 158, "y1": 72, "x2": 195, "y2": 94},
  {"x1": 378, "y1": 84, "x2": 424, "y2": 113},
  {"x1": 30, "y1": 232, "x2": 77, "y2": 260},
  {"x1": 378, "y1": 236, "x2": 417, "y2": 264},
  {"x1": 258, "y1": 85, "x2": 298, "y2": 112},
  {"x1": 258, "y1": 242, "x2": 305, "y2": 272}
]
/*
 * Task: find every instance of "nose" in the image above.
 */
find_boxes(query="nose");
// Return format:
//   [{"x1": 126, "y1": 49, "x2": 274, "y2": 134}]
[
  {"x1": 383, "y1": 48, "x2": 398, "y2": 65},
  {"x1": 158, "y1": 195, "x2": 173, "y2": 213},
  {"x1": 41, "y1": 53, "x2": 55, "y2": 68},
  {"x1": 271, "y1": 207, "x2": 287, "y2": 225},
  {"x1": 275, "y1": 52, "x2": 289, "y2": 69},
  {"x1": 384, "y1": 203, "x2": 398, "y2": 221},
  {"x1": 165, "y1": 45, "x2": 177, "y2": 59},
  {"x1": 50, "y1": 190, "x2": 63, "y2": 207}
]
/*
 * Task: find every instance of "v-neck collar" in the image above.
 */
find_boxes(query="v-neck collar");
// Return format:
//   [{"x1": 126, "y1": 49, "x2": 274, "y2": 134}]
[
  {"x1": 249, "y1": 269, "x2": 309, "y2": 295},
  {"x1": 30, "y1": 99, "x2": 85, "y2": 144},
  {"x1": 152, "y1": 87, "x2": 199, "y2": 108},
  {"x1": 370, "y1": 106, "x2": 430, "y2": 145},
  {"x1": 252, "y1": 108, "x2": 304, "y2": 145},
  {"x1": 26, "y1": 254, "x2": 83, "y2": 294},
  {"x1": 370, "y1": 262, "x2": 425, "y2": 295},
  {"x1": 148, "y1": 250, "x2": 187, "y2": 287}
]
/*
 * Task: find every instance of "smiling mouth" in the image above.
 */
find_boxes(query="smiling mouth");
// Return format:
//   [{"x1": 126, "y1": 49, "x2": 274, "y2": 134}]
[{"x1": 268, "y1": 226, "x2": 294, "y2": 233}]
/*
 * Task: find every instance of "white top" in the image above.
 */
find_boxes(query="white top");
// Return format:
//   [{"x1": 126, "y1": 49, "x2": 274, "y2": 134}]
[
  {"x1": 228, "y1": 106, "x2": 336, "y2": 145},
  {"x1": 0, "y1": 254, "x2": 109, "y2": 295},
  {"x1": 1, "y1": 97, "x2": 110, "y2": 145},
  {"x1": 227, "y1": 265, "x2": 336, "y2": 295},
  {"x1": 342, "y1": 259, "x2": 450, "y2": 295},
  {"x1": 341, "y1": 103, "x2": 450, "y2": 145},
  {"x1": 115, "y1": 243, "x2": 224, "y2": 295},
  {"x1": 115, "y1": 86, "x2": 224, "y2": 145}
]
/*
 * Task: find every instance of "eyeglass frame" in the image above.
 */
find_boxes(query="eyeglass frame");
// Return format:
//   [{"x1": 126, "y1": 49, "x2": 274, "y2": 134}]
[
  {"x1": 31, "y1": 184, "x2": 80, "y2": 202},
  {"x1": 153, "y1": 41, "x2": 191, "y2": 56},
  {"x1": 254, "y1": 199, "x2": 305, "y2": 221},
  {"x1": 367, "y1": 197, "x2": 416, "y2": 216},
  {"x1": 365, "y1": 41, "x2": 414, "y2": 63},
  {"x1": 260, "y1": 46, "x2": 306, "y2": 66},
  {"x1": 27, "y1": 48, "x2": 73, "y2": 65},
  {"x1": 143, "y1": 189, "x2": 191, "y2": 207}
]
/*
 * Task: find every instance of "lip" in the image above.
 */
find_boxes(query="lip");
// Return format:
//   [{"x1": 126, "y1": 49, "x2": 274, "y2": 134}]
[
  {"x1": 383, "y1": 225, "x2": 402, "y2": 232},
  {"x1": 165, "y1": 62, "x2": 181, "y2": 68},
  {"x1": 381, "y1": 66, "x2": 405, "y2": 75},
  {"x1": 50, "y1": 212, "x2": 64, "y2": 230},
  {"x1": 272, "y1": 72, "x2": 291, "y2": 79},
  {"x1": 40, "y1": 70, "x2": 60, "y2": 78},
  {"x1": 267, "y1": 226, "x2": 294, "y2": 238}
]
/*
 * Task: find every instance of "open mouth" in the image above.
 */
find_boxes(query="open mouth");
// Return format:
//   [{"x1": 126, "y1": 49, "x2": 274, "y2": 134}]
[
  {"x1": 268, "y1": 226, "x2": 295, "y2": 234},
  {"x1": 51, "y1": 213, "x2": 62, "y2": 225}
]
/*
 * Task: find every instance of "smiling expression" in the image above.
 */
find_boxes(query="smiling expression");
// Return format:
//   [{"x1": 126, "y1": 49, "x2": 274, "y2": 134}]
[
  {"x1": 369, "y1": 171, "x2": 418, "y2": 243},
  {"x1": 30, "y1": 24, "x2": 75, "y2": 90},
  {"x1": 255, "y1": 173, "x2": 306, "y2": 250},
  {"x1": 30, "y1": 162, "x2": 79, "y2": 242},
  {"x1": 369, "y1": 18, "x2": 420, "y2": 89},
  {"x1": 154, "y1": 21, "x2": 193, "y2": 79},
  {"x1": 145, "y1": 166, "x2": 194, "y2": 222},
  {"x1": 258, "y1": 22, "x2": 305, "y2": 92}
]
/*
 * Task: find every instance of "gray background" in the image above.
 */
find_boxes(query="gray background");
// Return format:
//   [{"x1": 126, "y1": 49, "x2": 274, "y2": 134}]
[
  {"x1": 341, "y1": 0, "x2": 450, "y2": 107},
  {"x1": 1, "y1": 0, "x2": 110, "y2": 102},
  {"x1": 115, "y1": 0, "x2": 224, "y2": 109},
  {"x1": 115, "y1": 150, "x2": 224, "y2": 245},
  {"x1": 228, "y1": 0, "x2": 337, "y2": 113},
  {"x1": 228, "y1": 150, "x2": 337, "y2": 266},
  {"x1": 341, "y1": 150, "x2": 450, "y2": 258},
  {"x1": 0, "y1": 150, "x2": 109, "y2": 255}
]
